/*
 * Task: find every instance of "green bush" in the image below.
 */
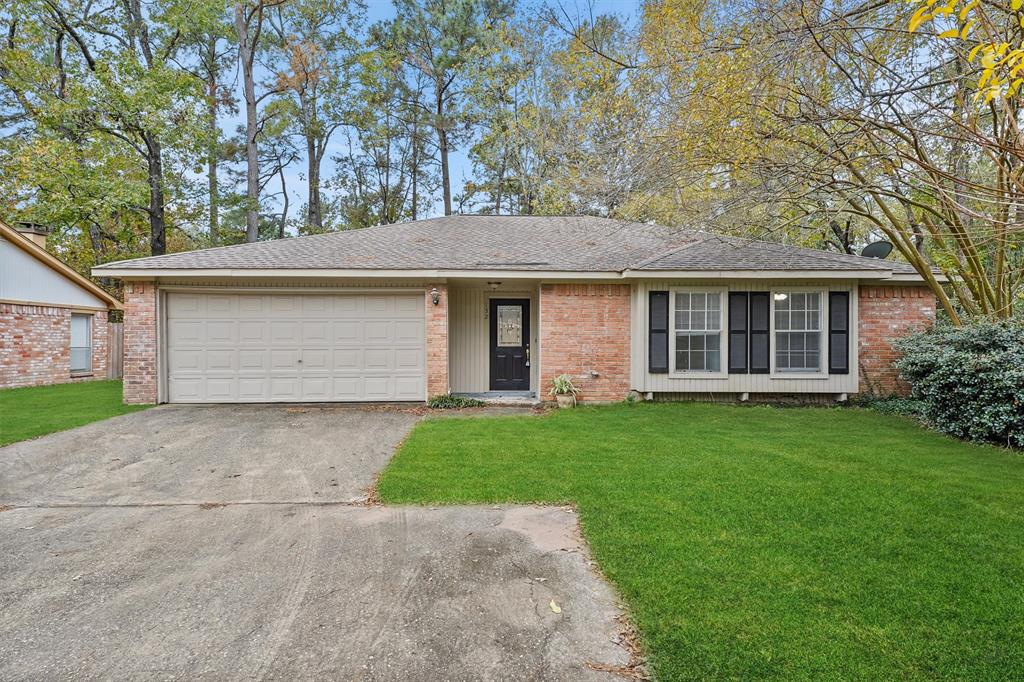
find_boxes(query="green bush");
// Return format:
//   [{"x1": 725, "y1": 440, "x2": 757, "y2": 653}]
[
  {"x1": 895, "y1": 322, "x2": 1024, "y2": 448},
  {"x1": 427, "y1": 394, "x2": 484, "y2": 409}
]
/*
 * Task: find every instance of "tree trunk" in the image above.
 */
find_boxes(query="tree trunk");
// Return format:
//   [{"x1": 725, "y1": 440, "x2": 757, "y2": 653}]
[
  {"x1": 436, "y1": 88, "x2": 452, "y2": 216},
  {"x1": 306, "y1": 138, "x2": 322, "y2": 231},
  {"x1": 205, "y1": 35, "x2": 220, "y2": 245},
  {"x1": 411, "y1": 120, "x2": 419, "y2": 221},
  {"x1": 145, "y1": 133, "x2": 166, "y2": 256},
  {"x1": 278, "y1": 164, "x2": 289, "y2": 240},
  {"x1": 236, "y1": 3, "x2": 260, "y2": 243}
]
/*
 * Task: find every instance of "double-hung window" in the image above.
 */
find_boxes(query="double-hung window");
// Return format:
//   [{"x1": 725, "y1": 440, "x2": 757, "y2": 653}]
[
  {"x1": 70, "y1": 313, "x2": 93, "y2": 375},
  {"x1": 773, "y1": 292, "x2": 822, "y2": 372},
  {"x1": 673, "y1": 291, "x2": 723, "y2": 373}
]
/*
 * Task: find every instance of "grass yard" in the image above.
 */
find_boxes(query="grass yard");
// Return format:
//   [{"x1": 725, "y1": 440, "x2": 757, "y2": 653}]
[
  {"x1": 378, "y1": 403, "x2": 1024, "y2": 680},
  {"x1": 0, "y1": 380, "x2": 148, "y2": 447}
]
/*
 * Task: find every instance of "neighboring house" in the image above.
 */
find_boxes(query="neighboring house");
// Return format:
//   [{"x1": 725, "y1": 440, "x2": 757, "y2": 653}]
[
  {"x1": 1, "y1": 221, "x2": 122, "y2": 388},
  {"x1": 92, "y1": 216, "x2": 937, "y2": 405}
]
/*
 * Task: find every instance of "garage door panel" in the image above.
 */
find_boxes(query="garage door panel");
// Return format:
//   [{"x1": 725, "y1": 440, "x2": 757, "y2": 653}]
[
  {"x1": 365, "y1": 321, "x2": 392, "y2": 343},
  {"x1": 206, "y1": 321, "x2": 236, "y2": 345},
  {"x1": 395, "y1": 348, "x2": 424, "y2": 370},
  {"x1": 238, "y1": 378, "x2": 269, "y2": 400},
  {"x1": 395, "y1": 320, "x2": 424, "y2": 343},
  {"x1": 238, "y1": 349, "x2": 267, "y2": 372},
  {"x1": 332, "y1": 348, "x2": 361, "y2": 370},
  {"x1": 270, "y1": 321, "x2": 301, "y2": 344},
  {"x1": 205, "y1": 378, "x2": 236, "y2": 401},
  {"x1": 364, "y1": 348, "x2": 393, "y2": 370},
  {"x1": 364, "y1": 377, "x2": 392, "y2": 398},
  {"x1": 206, "y1": 295, "x2": 234, "y2": 314},
  {"x1": 270, "y1": 377, "x2": 300, "y2": 400},
  {"x1": 169, "y1": 320, "x2": 204, "y2": 345},
  {"x1": 333, "y1": 320, "x2": 361, "y2": 343},
  {"x1": 270, "y1": 349, "x2": 299, "y2": 370},
  {"x1": 395, "y1": 376, "x2": 424, "y2": 399},
  {"x1": 396, "y1": 296, "x2": 422, "y2": 315},
  {"x1": 238, "y1": 296, "x2": 266, "y2": 316},
  {"x1": 238, "y1": 321, "x2": 268, "y2": 344},
  {"x1": 270, "y1": 296, "x2": 299, "y2": 315},
  {"x1": 302, "y1": 349, "x2": 330, "y2": 370},
  {"x1": 206, "y1": 350, "x2": 235, "y2": 371},
  {"x1": 167, "y1": 292, "x2": 425, "y2": 403},
  {"x1": 169, "y1": 349, "x2": 203, "y2": 373}
]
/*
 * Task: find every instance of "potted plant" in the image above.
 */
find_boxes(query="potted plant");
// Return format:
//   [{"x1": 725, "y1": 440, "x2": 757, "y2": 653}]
[{"x1": 549, "y1": 374, "x2": 580, "y2": 408}]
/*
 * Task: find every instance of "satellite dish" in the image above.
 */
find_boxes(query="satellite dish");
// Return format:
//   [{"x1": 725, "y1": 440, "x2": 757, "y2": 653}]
[{"x1": 861, "y1": 241, "x2": 894, "y2": 259}]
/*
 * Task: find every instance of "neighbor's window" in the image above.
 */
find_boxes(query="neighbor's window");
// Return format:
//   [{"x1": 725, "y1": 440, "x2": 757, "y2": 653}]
[
  {"x1": 70, "y1": 313, "x2": 93, "y2": 374},
  {"x1": 773, "y1": 292, "x2": 822, "y2": 372},
  {"x1": 674, "y1": 291, "x2": 722, "y2": 372}
]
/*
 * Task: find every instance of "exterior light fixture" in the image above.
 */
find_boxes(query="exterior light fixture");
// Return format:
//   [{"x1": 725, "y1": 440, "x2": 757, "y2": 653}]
[
  {"x1": 430, "y1": 287, "x2": 440, "y2": 306},
  {"x1": 487, "y1": 281, "x2": 502, "y2": 290}
]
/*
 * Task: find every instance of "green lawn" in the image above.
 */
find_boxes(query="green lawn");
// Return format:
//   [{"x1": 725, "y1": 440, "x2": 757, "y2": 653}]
[
  {"x1": 378, "y1": 403, "x2": 1024, "y2": 680},
  {"x1": 0, "y1": 380, "x2": 149, "y2": 446}
]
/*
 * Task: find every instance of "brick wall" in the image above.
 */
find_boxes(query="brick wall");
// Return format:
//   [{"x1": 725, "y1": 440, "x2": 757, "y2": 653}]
[
  {"x1": 123, "y1": 282, "x2": 158, "y2": 404},
  {"x1": 539, "y1": 283, "x2": 631, "y2": 402},
  {"x1": 858, "y1": 285, "x2": 936, "y2": 396},
  {"x1": 426, "y1": 284, "x2": 449, "y2": 397},
  {"x1": 0, "y1": 303, "x2": 110, "y2": 388}
]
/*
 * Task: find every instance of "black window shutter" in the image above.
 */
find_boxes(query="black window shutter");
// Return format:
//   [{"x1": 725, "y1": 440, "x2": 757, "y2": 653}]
[
  {"x1": 828, "y1": 291, "x2": 850, "y2": 374},
  {"x1": 749, "y1": 292, "x2": 770, "y2": 374},
  {"x1": 728, "y1": 292, "x2": 749, "y2": 373},
  {"x1": 649, "y1": 291, "x2": 669, "y2": 373}
]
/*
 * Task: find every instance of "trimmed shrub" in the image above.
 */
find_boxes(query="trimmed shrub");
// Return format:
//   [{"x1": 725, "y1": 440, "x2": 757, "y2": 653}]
[
  {"x1": 895, "y1": 322, "x2": 1024, "y2": 448},
  {"x1": 427, "y1": 394, "x2": 484, "y2": 409}
]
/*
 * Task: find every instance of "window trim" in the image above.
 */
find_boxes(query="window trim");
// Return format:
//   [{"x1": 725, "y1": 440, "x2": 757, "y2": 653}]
[
  {"x1": 70, "y1": 312, "x2": 94, "y2": 376},
  {"x1": 769, "y1": 287, "x2": 827, "y2": 378},
  {"x1": 669, "y1": 287, "x2": 728, "y2": 378}
]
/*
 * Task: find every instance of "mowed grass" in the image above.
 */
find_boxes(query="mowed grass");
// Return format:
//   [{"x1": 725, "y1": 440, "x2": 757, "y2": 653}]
[
  {"x1": 378, "y1": 403, "x2": 1024, "y2": 680},
  {"x1": 0, "y1": 380, "x2": 148, "y2": 446}
]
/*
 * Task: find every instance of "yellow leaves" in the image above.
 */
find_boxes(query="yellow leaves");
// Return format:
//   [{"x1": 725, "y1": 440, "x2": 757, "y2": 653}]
[
  {"x1": 938, "y1": 27, "x2": 961, "y2": 38},
  {"x1": 1014, "y1": 0, "x2": 1023, "y2": 11},
  {"x1": 909, "y1": 5, "x2": 932, "y2": 31}
]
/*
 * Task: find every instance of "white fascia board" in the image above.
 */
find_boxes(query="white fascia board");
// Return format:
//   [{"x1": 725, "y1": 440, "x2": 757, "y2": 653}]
[{"x1": 621, "y1": 269, "x2": 894, "y2": 280}]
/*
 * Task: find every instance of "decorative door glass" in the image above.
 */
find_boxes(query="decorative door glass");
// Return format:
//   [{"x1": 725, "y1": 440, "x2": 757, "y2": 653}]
[{"x1": 496, "y1": 305, "x2": 523, "y2": 347}]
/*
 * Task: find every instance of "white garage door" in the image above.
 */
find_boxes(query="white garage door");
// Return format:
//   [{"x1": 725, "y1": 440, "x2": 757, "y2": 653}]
[{"x1": 166, "y1": 292, "x2": 425, "y2": 403}]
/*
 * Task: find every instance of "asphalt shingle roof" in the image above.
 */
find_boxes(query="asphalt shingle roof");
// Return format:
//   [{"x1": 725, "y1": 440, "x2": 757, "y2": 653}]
[{"x1": 94, "y1": 215, "x2": 917, "y2": 275}]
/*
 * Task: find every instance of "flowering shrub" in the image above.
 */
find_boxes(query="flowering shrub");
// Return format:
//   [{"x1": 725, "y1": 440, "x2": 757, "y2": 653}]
[{"x1": 896, "y1": 322, "x2": 1024, "y2": 448}]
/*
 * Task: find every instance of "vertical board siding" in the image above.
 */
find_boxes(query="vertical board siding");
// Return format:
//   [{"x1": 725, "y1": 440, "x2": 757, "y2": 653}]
[
  {"x1": 632, "y1": 279, "x2": 860, "y2": 395},
  {"x1": 448, "y1": 285, "x2": 538, "y2": 393},
  {"x1": 107, "y1": 322, "x2": 124, "y2": 379}
]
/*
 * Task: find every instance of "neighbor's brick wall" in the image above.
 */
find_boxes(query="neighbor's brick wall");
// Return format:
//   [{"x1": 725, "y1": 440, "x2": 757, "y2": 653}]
[
  {"x1": 540, "y1": 284, "x2": 631, "y2": 402},
  {"x1": 0, "y1": 303, "x2": 110, "y2": 388},
  {"x1": 123, "y1": 282, "x2": 158, "y2": 404},
  {"x1": 426, "y1": 284, "x2": 449, "y2": 397},
  {"x1": 858, "y1": 285, "x2": 936, "y2": 396}
]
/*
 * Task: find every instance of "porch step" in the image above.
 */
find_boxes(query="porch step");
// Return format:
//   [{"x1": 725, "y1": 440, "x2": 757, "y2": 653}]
[{"x1": 455, "y1": 392, "x2": 543, "y2": 407}]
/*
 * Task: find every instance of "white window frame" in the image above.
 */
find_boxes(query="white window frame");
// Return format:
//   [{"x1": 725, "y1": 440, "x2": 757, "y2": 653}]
[
  {"x1": 769, "y1": 288, "x2": 827, "y2": 377},
  {"x1": 669, "y1": 287, "x2": 727, "y2": 377},
  {"x1": 70, "y1": 312, "x2": 93, "y2": 376}
]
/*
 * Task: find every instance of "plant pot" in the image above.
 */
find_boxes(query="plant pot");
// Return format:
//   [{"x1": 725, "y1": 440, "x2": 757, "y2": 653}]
[{"x1": 555, "y1": 394, "x2": 576, "y2": 409}]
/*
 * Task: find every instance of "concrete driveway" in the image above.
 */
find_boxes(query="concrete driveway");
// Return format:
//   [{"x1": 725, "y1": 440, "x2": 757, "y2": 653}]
[{"x1": 0, "y1": 406, "x2": 631, "y2": 681}]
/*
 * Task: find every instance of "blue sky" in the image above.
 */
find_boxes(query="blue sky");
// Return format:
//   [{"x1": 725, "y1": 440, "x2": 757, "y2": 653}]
[{"x1": 233, "y1": 0, "x2": 641, "y2": 226}]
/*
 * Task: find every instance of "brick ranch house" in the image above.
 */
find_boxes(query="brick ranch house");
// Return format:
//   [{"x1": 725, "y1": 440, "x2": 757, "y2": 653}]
[
  {"x1": 1, "y1": 221, "x2": 122, "y2": 389},
  {"x1": 91, "y1": 216, "x2": 938, "y2": 405}
]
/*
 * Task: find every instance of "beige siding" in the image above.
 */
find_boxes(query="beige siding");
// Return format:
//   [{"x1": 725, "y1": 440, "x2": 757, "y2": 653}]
[
  {"x1": 449, "y1": 284, "x2": 539, "y2": 393},
  {"x1": 631, "y1": 279, "x2": 859, "y2": 395},
  {"x1": 0, "y1": 236, "x2": 107, "y2": 309}
]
